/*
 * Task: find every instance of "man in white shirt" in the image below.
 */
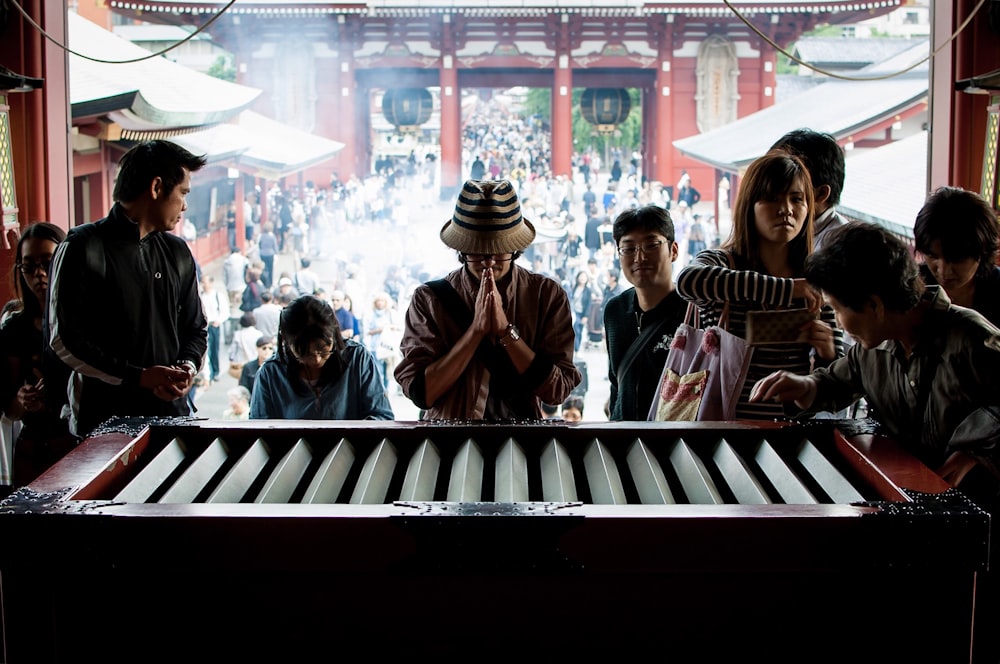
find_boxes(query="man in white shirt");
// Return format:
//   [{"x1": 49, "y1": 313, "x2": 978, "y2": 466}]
[{"x1": 199, "y1": 274, "x2": 230, "y2": 383}]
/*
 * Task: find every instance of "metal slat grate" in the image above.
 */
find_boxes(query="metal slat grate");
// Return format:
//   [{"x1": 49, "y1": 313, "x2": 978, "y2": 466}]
[
  {"x1": 207, "y1": 438, "x2": 271, "y2": 503},
  {"x1": 399, "y1": 439, "x2": 441, "y2": 501},
  {"x1": 107, "y1": 427, "x2": 873, "y2": 507},
  {"x1": 583, "y1": 439, "x2": 627, "y2": 505},
  {"x1": 795, "y1": 439, "x2": 864, "y2": 503},
  {"x1": 350, "y1": 438, "x2": 398, "y2": 504},
  {"x1": 669, "y1": 438, "x2": 723, "y2": 504},
  {"x1": 754, "y1": 439, "x2": 817, "y2": 504},
  {"x1": 626, "y1": 439, "x2": 675, "y2": 504},
  {"x1": 447, "y1": 439, "x2": 484, "y2": 501},
  {"x1": 712, "y1": 438, "x2": 771, "y2": 505},
  {"x1": 115, "y1": 437, "x2": 188, "y2": 503},
  {"x1": 302, "y1": 438, "x2": 356, "y2": 504},
  {"x1": 255, "y1": 439, "x2": 314, "y2": 503},
  {"x1": 540, "y1": 438, "x2": 577, "y2": 502},
  {"x1": 159, "y1": 438, "x2": 230, "y2": 503},
  {"x1": 494, "y1": 438, "x2": 529, "y2": 503}
]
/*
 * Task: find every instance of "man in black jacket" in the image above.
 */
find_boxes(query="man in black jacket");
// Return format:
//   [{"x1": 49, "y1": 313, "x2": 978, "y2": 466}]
[
  {"x1": 603, "y1": 204, "x2": 687, "y2": 420},
  {"x1": 48, "y1": 140, "x2": 208, "y2": 437}
]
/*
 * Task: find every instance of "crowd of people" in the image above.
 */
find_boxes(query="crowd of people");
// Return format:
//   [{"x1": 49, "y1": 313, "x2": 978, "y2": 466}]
[{"x1": 1, "y1": 123, "x2": 999, "y2": 659}]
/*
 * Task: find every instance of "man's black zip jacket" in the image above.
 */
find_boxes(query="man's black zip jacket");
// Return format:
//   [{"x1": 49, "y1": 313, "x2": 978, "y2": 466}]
[{"x1": 48, "y1": 203, "x2": 208, "y2": 437}]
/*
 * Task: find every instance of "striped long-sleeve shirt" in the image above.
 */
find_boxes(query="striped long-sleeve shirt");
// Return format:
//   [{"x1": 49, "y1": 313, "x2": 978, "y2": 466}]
[{"x1": 676, "y1": 248, "x2": 844, "y2": 420}]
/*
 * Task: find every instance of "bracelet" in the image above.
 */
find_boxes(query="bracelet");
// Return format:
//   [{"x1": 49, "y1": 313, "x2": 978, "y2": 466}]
[{"x1": 497, "y1": 323, "x2": 520, "y2": 347}]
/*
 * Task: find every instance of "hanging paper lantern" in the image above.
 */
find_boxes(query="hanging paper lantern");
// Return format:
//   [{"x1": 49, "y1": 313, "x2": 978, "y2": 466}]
[
  {"x1": 382, "y1": 88, "x2": 433, "y2": 132},
  {"x1": 580, "y1": 88, "x2": 631, "y2": 135}
]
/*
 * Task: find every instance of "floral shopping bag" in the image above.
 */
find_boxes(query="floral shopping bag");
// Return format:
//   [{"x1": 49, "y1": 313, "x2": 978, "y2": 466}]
[{"x1": 648, "y1": 304, "x2": 753, "y2": 422}]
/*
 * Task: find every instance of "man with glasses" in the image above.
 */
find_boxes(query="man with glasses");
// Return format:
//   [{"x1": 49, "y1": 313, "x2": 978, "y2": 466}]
[
  {"x1": 47, "y1": 140, "x2": 208, "y2": 438},
  {"x1": 394, "y1": 179, "x2": 581, "y2": 420},
  {"x1": 603, "y1": 204, "x2": 688, "y2": 420}
]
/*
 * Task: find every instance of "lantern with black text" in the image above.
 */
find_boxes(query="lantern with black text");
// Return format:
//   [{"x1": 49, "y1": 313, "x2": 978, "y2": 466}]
[
  {"x1": 382, "y1": 88, "x2": 433, "y2": 133},
  {"x1": 580, "y1": 88, "x2": 631, "y2": 135}
]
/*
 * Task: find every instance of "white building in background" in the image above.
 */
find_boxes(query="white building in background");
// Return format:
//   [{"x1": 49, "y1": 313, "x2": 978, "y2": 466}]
[
  {"x1": 112, "y1": 23, "x2": 231, "y2": 73},
  {"x1": 851, "y1": 0, "x2": 930, "y2": 39}
]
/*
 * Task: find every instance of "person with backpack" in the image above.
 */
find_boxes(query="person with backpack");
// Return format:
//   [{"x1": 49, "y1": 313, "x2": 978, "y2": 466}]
[{"x1": 47, "y1": 140, "x2": 208, "y2": 438}]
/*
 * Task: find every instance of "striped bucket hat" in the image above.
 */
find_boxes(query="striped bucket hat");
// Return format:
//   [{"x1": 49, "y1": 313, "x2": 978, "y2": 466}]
[{"x1": 440, "y1": 179, "x2": 536, "y2": 254}]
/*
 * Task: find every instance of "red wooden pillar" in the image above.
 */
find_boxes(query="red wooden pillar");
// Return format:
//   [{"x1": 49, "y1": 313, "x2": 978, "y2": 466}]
[
  {"x1": 552, "y1": 64, "x2": 572, "y2": 178},
  {"x1": 641, "y1": 87, "x2": 653, "y2": 184},
  {"x1": 654, "y1": 17, "x2": 675, "y2": 188},
  {"x1": 439, "y1": 58, "x2": 461, "y2": 197},
  {"x1": 0, "y1": 0, "x2": 71, "y2": 308},
  {"x1": 335, "y1": 64, "x2": 357, "y2": 181},
  {"x1": 2, "y1": 0, "x2": 71, "y2": 229},
  {"x1": 551, "y1": 17, "x2": 572, "y2": 179}
]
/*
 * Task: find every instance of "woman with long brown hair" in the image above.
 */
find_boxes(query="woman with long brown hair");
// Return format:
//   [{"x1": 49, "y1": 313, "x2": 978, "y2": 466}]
[{"x1": 676, "y1": 150, "x2": 844, "y2": 420}]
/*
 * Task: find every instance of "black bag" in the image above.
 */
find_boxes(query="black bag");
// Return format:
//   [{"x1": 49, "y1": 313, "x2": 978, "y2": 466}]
[{"x1": 240, "y1": 282, "x2": 262, "y2": 312}]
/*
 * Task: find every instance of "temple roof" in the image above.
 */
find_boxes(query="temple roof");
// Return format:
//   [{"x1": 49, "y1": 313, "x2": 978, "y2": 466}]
[
  {"x1": 69, "y1": 11, "x2": 343, "y2": 178},
  {"x1": 672, "y1": 41, "x2": 928, "y2": 172},
  {"x1": 838, "y1": 131, "x2": 928, "y2": 238},
  {"x1": 674, "y1": 41, "x2": 929, "y2": 237},
  {"x1": 69, "y1": 11, "x2": 258, "y2": 126},
  {"x1": 792, "y1": 37, "x2": 927, "y2": 70},
  {"x1": 107, "y1": 0, "x2": 902, "y2": 18},
  {"x1": 171, "y1": 111, "x2": 346, "y2": 180}
]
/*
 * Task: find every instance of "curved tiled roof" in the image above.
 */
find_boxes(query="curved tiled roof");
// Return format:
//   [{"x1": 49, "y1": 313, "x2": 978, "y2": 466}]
[
  {"x1": 69, "y1": 12, "x2": 343, "y2": 177},
  {"x1": 838, "y1": 131, "x2": 928, "y2": 239},
  {"x1": 673, "y1": 41, "x2": 929, "y2": 237},
  {"x1": 793, "y1": 37, "x2": 926, "y2": 69},
  {"x1": 69, "y1": 11, "x2": 260, "y2": 126},
  {"x1": 673, "y1": 41, "x2": 928, "y2": 172}
]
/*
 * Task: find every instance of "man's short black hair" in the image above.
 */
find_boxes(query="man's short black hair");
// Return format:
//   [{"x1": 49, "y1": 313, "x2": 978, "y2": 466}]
[
  {"x1": 612, "y1": 204, "x2": 675, "y2": 244},
  {"x1": 113, "y1": 140, "x2": 207, "y2": 203},
  {"x1": 804, "y1": 221, "x2": 924, "y2": 313},
  {"x1": 770, "y1": 128, "x2": 845, "y2": 207},
  {"x1": 914, "y1": 186, "x2": 1000, "y2": 278}
]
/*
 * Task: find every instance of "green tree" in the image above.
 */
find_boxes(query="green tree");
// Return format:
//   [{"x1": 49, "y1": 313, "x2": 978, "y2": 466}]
[
  {"x1": 521, "y1": 87, "x2": 643, "y2": 164},
  {"x1": 207, "y1": 55, "x2": 236, "y2": 82}
]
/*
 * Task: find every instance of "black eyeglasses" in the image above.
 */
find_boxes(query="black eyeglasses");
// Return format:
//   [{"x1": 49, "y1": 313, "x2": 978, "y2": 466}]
[
  {"x1": 461, "y1": 253, "x2": 515, "y2": 264},
  {"x1": 16, "y1": 259, "x2": 52, "y2": 275},
  {"x1": 288, "y1": 345, "x2": 334, "y2": 360},
  {"x1": 617, "y1": 240, "x2": 669, "y2": 258}
]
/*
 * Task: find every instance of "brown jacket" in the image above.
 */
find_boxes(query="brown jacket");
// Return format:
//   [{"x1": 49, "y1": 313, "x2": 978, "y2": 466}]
[{"x1": 394, "y1": 264, "x2": 580, "y2": 419}]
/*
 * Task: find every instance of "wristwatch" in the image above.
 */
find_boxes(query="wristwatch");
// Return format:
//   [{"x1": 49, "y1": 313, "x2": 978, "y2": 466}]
[{"x1": 497, "y1": 323, "x2": 520, "y2": 347}]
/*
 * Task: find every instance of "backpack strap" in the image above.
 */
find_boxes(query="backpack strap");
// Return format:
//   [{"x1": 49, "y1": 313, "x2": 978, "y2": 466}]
[{"x1": 616, "y1": 313, "x2": 671, "y2": 382}]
